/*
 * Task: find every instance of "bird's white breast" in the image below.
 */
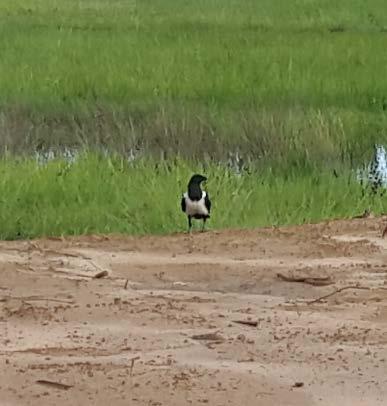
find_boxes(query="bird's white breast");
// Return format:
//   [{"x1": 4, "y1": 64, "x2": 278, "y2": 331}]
[{"x1": 183, "y1": 191, "x2": 209, "y2": 216}]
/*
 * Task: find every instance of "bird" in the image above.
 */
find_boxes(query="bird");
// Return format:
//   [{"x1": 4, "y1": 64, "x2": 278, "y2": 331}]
[{"x1": 181, "y1": 174, "x2": 211, "y2": 233}]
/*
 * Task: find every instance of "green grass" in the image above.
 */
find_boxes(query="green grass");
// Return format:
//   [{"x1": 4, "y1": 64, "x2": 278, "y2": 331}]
[
  {"x1": 1, "y1": 1, "x2": 387, "y2": 238},
  {"x1": 1, "y1": 0, "x2": 387, "y2": 109},
  {"x1": 0, "y1": 155, "x2": 383, "y2": 240},
  {"x1": 0, "y1": 0, "x2": 387, "y2": 164}
]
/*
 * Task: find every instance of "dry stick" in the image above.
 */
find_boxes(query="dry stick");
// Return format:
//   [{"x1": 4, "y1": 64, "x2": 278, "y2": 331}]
[
  {"x1": 47, "y1": 265, "x2": 107, "y2": 280},
  {"x1": 232, "y1": 320, "x2": 258, "y2": 327},
  {"x1": 26, "y1": 297, "x2": 74, "y2": 304},
  {"x1": 93, "y1": 270, "x2": 109, "y2": 279},
  {"x1": 36, "y1": 380, "x2": 73, "y2": 390},
  {"x1": 130, "y1": 356, "x2": 140, "y2": 377},
  {"x1": 277, "y1": 273, "x2": 334, "y2": 286},
  {"x1": 89, "y1": 261, "x2": 110, "y2": 278},
  {"x1": 307, "y1": 286, "x2": 370, "y2": 305},
  {"x1": 191, "y1": 332, "x2": 224, "y2": 341},
  {"x1": 57, "y1": 251, "x2": 92, "y2": 260},
  {"x1": 47, "y1": 267, "x2": 95, "y2": 279},
  {"x1": 0, "y1": 295, "x2": 74, "y2": 304},
  {"x1": 124, "y1": 279, "x2": 129, "y2": 289}
]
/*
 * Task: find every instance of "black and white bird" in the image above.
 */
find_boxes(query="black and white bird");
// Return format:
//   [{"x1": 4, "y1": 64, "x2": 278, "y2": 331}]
[{"x1": 181, "y1": 174, "x2": 211, "y2": 232}]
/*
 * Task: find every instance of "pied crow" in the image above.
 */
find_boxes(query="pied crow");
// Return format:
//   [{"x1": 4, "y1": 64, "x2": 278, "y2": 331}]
[{"x1": 181, "y1": 174, "x2": 211, "y2": 232}]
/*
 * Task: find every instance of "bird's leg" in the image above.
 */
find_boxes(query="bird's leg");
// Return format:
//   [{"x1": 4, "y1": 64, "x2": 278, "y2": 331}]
[
  {"x1": 201, "y1": 218, "x2": 207, "y2": 232},
  {"x1": 188, "y1": 216, "x2": 192, "y2": 233}
]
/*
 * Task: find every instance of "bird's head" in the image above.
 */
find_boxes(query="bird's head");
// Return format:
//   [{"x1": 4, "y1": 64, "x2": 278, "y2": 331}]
[{"x1": 188, "y1": 174, "x2": 207, "y2": 186}]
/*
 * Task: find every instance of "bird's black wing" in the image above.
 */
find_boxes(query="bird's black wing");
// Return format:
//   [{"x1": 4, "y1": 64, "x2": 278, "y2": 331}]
[
  {"x1": 204, "y1": 192, "x2": 211, "y2": 214},
  {"x1": 181, "y1": 194, "x2": 186, "y2": 213}
]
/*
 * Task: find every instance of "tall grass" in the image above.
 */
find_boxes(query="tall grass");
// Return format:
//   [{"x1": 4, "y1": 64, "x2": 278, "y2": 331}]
[
  {"x1": 0, "y1": 1, "x2": 387, "y2": 238},
  {"x1": 0, "y1": 155, "x2": 383, "y2": 239},
  {"x1": 0, "y1": 0, "x2": 387, "y2": 165}
]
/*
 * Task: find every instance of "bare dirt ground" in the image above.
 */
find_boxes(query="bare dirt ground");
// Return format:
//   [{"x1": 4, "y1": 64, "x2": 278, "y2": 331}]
[{"x1": 2, "y1": 217, "x2": 387, "y2": 405}]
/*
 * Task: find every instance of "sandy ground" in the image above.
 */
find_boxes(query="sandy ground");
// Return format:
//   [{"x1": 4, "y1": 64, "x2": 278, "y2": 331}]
[{"x1": 2, "y1": 218, "x2": 387, "y2": 405}]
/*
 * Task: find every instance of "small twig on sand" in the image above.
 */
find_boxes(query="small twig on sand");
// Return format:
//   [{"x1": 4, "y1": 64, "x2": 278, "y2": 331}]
[
  {"x1": 0, "y1": 295, "x2": 74, "y2": 304},
  {"x1": 307, "y1": 285, "x2": 370, "y2": 305},
  {"x1": 93, "y1": 270, "x2": 109, "y2": 279},
  {"x1": 124, "y1": 279, "x2": 129, "y2": 289},
  {"x1": 277, "y1": 273, "x2": 333, "y2": 286},
  {"x1": 88, "y1": 261, "x2": 109, "y2": 278},
  {"x1": 36, "y1": 380, "x2": 73, "y2": 390},
  {"x1": 191, "y1": 332, "x2": 224, "y2": 342},
  {"x1": 47, "y1": 265, "x2": 107, "y2": 280},
  {"x1": 59, "y1": 251, "x2": 92, "y2": 260},
  {"x1": 232, "y1": 320, "x2": 258, "y2": 327},
  {"x1": 39, "y1": 248, "x2": 92, "y2": 260},
  {"x1": 130, "y1": 356, "x2": 140, "y2": 377}
]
